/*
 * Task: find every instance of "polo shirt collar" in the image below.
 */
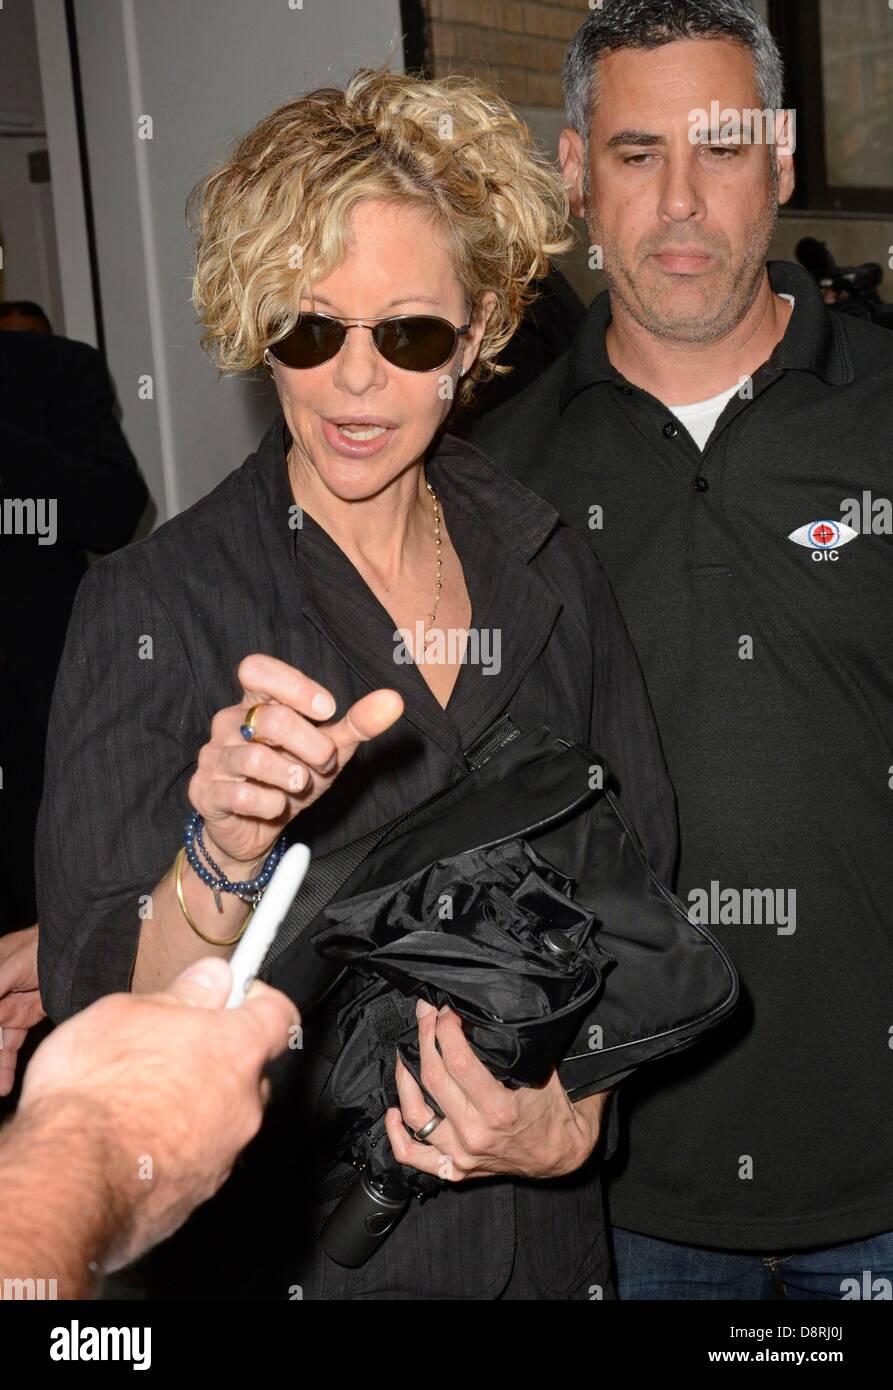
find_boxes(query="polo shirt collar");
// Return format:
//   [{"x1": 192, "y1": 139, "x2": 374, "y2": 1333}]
[{"x1": 559, "y1": 258, "x2": 852, "y2": 414}]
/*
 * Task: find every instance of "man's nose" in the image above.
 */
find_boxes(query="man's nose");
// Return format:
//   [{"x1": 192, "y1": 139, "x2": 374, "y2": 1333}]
[
  {"x1": 331, "y1": 326, "x2": 388, "y2": 394},
  {"x1": 656, "y1": 156, "x2": 706, "y2": 223}
]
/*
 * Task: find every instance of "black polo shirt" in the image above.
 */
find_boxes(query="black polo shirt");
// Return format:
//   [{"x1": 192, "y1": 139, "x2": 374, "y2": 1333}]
[
  {"x1": 35, "y1": 410, "x2": 676, "y2": 1299},
  {"x1": 468, "y1": 260, "x2": 893, "y2": 1250}
]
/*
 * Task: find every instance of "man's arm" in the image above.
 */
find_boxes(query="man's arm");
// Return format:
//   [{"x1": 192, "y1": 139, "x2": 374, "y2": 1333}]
[
  {"x1": 0, "y1": 1096, "x2": 127, "y2": 1299},
  {"x1": 579, "y1": 529, "x2": 679, "y2": 884}
]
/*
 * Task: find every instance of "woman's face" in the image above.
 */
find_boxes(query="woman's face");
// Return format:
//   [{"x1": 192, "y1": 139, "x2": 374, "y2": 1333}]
[{"x1": 270, "y1": 199, "x2": 494, "y2": 502}]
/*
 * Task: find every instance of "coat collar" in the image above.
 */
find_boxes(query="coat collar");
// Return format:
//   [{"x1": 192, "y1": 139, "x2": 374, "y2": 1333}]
[
  {"x1": 247, "y1": 411, "x2": 562, "y2": 562},
  {"x1": 559, "y1": 259, "x2": 853, "y2": 415},
  {"x1": 245, "y1": 412, "x2": 565, "y2": 760}
]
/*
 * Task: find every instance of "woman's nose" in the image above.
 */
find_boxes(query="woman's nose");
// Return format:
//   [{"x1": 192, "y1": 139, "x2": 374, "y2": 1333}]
[{"x1": 331, "y1": 325, "x2": 388, "y2": 393}]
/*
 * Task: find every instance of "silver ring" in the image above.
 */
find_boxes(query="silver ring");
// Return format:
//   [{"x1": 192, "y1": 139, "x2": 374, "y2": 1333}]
[{"x1": 413, "y1": 1114, "x2": 444, "y2": 1143}]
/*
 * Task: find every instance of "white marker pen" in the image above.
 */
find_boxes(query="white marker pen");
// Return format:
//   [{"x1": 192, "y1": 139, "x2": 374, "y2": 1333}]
[{"x1": 225, "y1": 842, "x2": 311, "y2": 1007}]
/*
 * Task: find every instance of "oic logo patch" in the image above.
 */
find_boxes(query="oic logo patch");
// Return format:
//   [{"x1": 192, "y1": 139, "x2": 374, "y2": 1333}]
[{"x1": 788, "y1": 519, "x2": 858, "y2": 562}]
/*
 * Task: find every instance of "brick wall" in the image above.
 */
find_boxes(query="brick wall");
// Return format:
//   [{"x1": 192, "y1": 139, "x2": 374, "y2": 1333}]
[{"x1": 423, "y1": 0, "x2": 586, "y2": 109}]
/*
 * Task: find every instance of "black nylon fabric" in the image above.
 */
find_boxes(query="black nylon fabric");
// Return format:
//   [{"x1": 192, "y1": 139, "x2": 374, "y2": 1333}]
[
  {"x1": 317, "y1": 837, "x2": 613, "y2": 1196},
  {"x1": 265, "y1": 726, "x2": 739, "y2": 1209}
]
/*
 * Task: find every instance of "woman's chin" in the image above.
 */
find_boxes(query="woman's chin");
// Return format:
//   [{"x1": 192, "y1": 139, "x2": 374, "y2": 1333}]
[{"x1": 311, "y1": 453, "x2": 406, "y2": 503}]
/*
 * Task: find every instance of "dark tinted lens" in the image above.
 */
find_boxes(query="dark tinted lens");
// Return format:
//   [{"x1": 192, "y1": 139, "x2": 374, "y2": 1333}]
[
  {"x1": 269, "y1": 315, "x2": 344, "y2": 368},
  {"x1": 374, "y1": 317, "x2": 457, "y2": 371}
]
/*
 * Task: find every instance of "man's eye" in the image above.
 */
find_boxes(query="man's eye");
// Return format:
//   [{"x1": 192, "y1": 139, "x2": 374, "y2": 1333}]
[
  {"x1": 707, "y1": 145, "x2": 740, "y2": 157},
  {"x1": 624, "y1": 153, "x2": 655, "y2": 166}
]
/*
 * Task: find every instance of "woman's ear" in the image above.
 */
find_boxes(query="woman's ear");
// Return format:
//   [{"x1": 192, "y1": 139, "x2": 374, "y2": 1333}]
[{"x1": 461, "y1": 290, "x2": 499, "y2": 373}]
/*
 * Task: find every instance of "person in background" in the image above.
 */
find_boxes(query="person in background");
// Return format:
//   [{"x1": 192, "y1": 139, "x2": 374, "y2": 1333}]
[
  {"x1": 451, "y1": 266, "x2": 586, "y2": 431},
  {"x1": 0, "y1": 300, "x2": 53, "y2": 335},
  {"x1": 0, "y1": 928, "x2": 43, "y2": 1100},
  {"x1": 0, "y1": 324, "x2": 148, "y2": 940},
  {"x1": 0, "y1": 316, "x2": 148, "y2": 1119},
  {"x1": 467, "y1": 0, "x2": 893, "y2": 1300},
  {"x1": 0, "y1": 955, "x2": 297, "y2": 1298}
]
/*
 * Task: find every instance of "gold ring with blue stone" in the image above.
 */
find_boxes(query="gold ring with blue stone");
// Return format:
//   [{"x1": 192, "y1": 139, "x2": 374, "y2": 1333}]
[{"x1": 239, "y1": 703, "x2": 263, "y2": 742}]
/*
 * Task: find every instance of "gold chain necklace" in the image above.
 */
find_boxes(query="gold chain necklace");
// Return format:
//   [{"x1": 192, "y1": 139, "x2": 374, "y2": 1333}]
[{"x1": 423, "y1": 477, "x2": 442, "y2": 651}]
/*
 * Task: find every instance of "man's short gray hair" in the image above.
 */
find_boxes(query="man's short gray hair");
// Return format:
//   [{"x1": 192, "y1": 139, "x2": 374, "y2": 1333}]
[{"x1": 564, "y1": 0, "x2": 785, "y2": 140}]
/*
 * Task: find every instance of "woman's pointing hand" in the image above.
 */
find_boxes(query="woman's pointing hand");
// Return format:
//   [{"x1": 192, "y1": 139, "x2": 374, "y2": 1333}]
[{"x1": 188, "y1": 653, "x2": 403, "y2": 871}]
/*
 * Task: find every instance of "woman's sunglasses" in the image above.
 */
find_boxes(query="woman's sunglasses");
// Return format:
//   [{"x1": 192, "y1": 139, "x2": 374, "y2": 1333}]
[{"x1": 267, "y1": 312, "x2": 471, "y2": 373}]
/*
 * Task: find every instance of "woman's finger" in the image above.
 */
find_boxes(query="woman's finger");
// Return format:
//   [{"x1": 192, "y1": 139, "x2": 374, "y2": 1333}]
[
  {"x1": 415, "y1": 1001, "x2": 466, "y2": 1118},
  {"x1": 237, "y1": 654, "x2": 337, "y2": 723},
  {"x1": 216, "y1": 739, "x2": 312, "y2": 795},
  {"x1": 0, "y1": 993, "x2": 44, "y2": 1029},
  {"x1": 203, "y1": 774, "x2": 291, "y2": 823},
  {"x1": 384, "y1": 1106, "x2": 459, "y2": 1180},
  {"x1": 328, "y1": 689, "x2": 404, "y2": 763},
  {"x1": 430, "y1": 1007, "x2": 501, "y2": 1109},
  {"x1": 0, "y1": 1025, "x2": 28, "y2": 1053},
  {"x1": 394, "y1": 1049, "x2": 438, "y2": 1131},
  {"x1": 223, "y1": 700, "x2": 337, "y2": 772}
]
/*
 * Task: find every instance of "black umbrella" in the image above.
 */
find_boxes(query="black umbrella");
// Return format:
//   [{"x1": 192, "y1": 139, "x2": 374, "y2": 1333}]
[{"x1": 310, "y1": 837, "x2": 614, "y2": 1262}]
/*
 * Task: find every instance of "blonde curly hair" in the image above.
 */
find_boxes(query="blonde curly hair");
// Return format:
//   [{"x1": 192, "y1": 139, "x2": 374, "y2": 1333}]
[{"x1": 188, "y1": 65, "x2": 575, "y2": 407}]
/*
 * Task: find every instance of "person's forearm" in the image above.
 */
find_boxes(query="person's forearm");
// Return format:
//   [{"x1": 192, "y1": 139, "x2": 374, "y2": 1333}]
[
  {"x1": 0, "y1": 1096, "x2": 127, "y2": 1299},
  {"x1": 131, "y1": 845, "x2": 265, "y2": 994}
]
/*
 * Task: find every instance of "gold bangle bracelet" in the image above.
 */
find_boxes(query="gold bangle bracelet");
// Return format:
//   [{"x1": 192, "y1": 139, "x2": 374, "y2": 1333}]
[{"x1": 174, "y1": 846, "x2": 255, "y2": 947}]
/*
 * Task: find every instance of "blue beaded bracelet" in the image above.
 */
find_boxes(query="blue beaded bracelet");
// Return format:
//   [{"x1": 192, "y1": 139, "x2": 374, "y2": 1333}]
[{"x1": 184, "y1": 809, "x2": 286, "y2": 912}]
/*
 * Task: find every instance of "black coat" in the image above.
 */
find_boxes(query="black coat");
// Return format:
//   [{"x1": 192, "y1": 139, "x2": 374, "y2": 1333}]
[
  {"x1": 0, "y1": 331, "x2": 146, "y2": 930},
  {"x1": 36, "y1": 410, "x2": 676, "y2": 1299}
]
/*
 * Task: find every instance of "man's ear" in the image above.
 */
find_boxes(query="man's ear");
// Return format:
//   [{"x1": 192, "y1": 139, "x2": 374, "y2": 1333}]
[
  {"x1": 559, "y1": 126, "x2": 587, "y2": 220},
  {"x1": 775, "y1": 108, "x2": 796, "y2": 207}
]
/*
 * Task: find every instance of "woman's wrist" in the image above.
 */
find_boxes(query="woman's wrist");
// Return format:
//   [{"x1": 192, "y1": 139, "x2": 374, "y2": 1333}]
[
  {"x1": 176, "y1": 851, "x2": 255, "y2": 947},
  {"x1": 185, "y1": 810, "x2": 284, "y2": 899},
  {"x1": 175, "y1": 812, "x2": 286, "y2": 947},
  {"x1": 200, "y1": 830, "x2": 269, "y2": 881}
]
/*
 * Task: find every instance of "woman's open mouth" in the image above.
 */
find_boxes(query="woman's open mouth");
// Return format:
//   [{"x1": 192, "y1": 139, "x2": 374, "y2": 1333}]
[{"x1": 322, "y1": 417, "x2": 397, "y2": 458}]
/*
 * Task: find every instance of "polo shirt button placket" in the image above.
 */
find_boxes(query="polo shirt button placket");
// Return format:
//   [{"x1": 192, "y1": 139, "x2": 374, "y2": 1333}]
[{"x1": 694, "y1": 476, "x2": 709, "y2": 492}]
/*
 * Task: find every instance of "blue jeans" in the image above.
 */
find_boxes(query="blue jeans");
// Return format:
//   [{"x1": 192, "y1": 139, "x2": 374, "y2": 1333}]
[{"x1": 612, "y1": 1226, "x2": 893, "y2": 1300}]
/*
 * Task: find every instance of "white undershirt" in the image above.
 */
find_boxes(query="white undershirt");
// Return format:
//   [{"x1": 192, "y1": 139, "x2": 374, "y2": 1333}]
[{"x1": 666, "y1": 294, "x2": 796, "y2": 450}]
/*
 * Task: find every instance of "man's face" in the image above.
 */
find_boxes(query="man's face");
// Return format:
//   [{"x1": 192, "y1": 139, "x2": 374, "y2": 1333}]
[{"x1": 561, "y1": 38, "x2": 794, "y2": 343}]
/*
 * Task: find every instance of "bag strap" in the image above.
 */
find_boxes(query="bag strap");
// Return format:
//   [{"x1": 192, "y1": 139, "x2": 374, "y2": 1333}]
[{"x1": 260, "y1": 713, "x2": 521, "y2": 974}]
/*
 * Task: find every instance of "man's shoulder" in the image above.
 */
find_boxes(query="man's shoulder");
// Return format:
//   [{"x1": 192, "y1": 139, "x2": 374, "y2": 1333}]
[
  {"x1": 833, "y1": 310, "x2": 893, "y2": 380},
  {"x1": 0, "y1": 332, "x2": 107, "y2": 391},
  {"x1": 462, "y1": 351, "x2": 571, "y2": 468}
]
